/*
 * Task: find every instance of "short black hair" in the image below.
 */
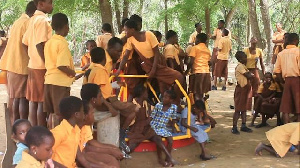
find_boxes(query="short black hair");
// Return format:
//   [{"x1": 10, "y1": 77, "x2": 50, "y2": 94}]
[
  {"x1": 196, "y1": 33, "x2": 207, "y2": 43},
  {"x1": 51, "y1": 13, "x2": 68, "y2": 31},
  {"x1": 0, "y1": 30, "x2": 5, "y2": 37},
  {"x1": 12, "y1": 119, "x2": 31, "y2": 134},
  {"x1": 107, "y1": 37, "x2": 123, "y2": 49},
  {"x1": 125, "y1": 20, "x2": 138, "y2": 30},
  {"x1": 223, "y1": 28, "x2": 229, "y2": 36},
  {"x1": 25, "y1": 1, "x2": 36, "y2": 16},
  {"x1": 264, "y1": 72, "x2": 274, "y2": 82},
  {"x1": 121, "y1": 18, "x2": 129, "y2": 28},
  {"x1": 235, "y1": 51, "x2": 246, "y2": 61},
  {"x1": 153, "y1": 31, "x2": 162, "y2": 38},
  {"x1": 218, "y1": 20, "x2": 225, "y2": 24},
  {"x1": 166, "y1": 30, "x2": 177, "y2": 40},
  {"x1": 165, "y1": 90, "x2": 177, "y2": 100},
  {"x1": 102, "y1": 23, "x2": 112, "y2": 33},
  {"x1": 82, "y1": 100, "x2": 90, "y2": 115},
  {"x1": 81, "y1": 83, "x2": 101, "y2": 101},
  {"x1": 195, "y1": 100, "x2": 205, "y2": 110},
  {"x1": 133, "y1": 83, "x2": 147, "y2": 98},
  {"x1": 90, "y1": 47, "x2": 106, "y2": 64},
  {"x1": 287, "y1": 33, "x2": 299, "y2": 44},
  {"x1": 33, "y1": 0, "x2": 45, "y2": 6},
  {"x1": 85, "y1": 40, "x2": 96, "y2": 47},
  {"x1": 195, "y1": 23, "x2": 201, "y2": 28},
  {"x1": 25, "y1": 126, "x2": 53, "y2": 147},
  {"x1": 130, "y1": 14, "x2": 142, "y2": 24},
  {"x1": 59, "y1": 96, "x2": 83, "y2": 120}
]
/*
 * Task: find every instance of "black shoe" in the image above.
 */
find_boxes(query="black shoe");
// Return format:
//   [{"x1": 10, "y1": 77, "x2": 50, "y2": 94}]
[
  {"x1": 240, "y1": 126, "x2": 253, "y2": 133},
  {"x1": 222, "y1": 86, "x2": 226, "y2": 91},
  {"x1": 231, "y1": 127, "x2": 240, "y2": 134},
  {"x1": 212, "y1": 85, "x2": 217, "y2": 90}
]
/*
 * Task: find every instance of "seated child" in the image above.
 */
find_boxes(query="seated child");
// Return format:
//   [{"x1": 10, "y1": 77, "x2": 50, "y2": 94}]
[
  {"x1": 255, "y1": 122, "x2": 300, "y2": 157},
  {"x1": 250, "y1": 72, "x2": 282, "y2": 128},
  {"x1": 16, "y1": 126, "x2": 55, "y2": 168},
  {"x1": 181, "y1": 100, "x2": 215, "y2": 160},
  {"x1": 12, "y1": 119, "x2": 32, "y2": 166},
  {"x1": 81, "y1": 40, "x2": 97, "y2": 71},
  {"x1": 150, "y1": 90, "x2": 177, "y2": 167}
]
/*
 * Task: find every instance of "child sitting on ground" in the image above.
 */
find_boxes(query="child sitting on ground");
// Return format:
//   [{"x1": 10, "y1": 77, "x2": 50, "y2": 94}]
[
  {"x1": 180, "y1": 100, "x2": 215, "y2": 160},
  {"x1": 81, "y1": 40, "x2": 97, "y2": 71},
  {"x1": 12, "y1": 119, "x2": 32, "y2": 166},
  {"x1": 150, "y1": 90, "x2": 177, "y2": 167}
]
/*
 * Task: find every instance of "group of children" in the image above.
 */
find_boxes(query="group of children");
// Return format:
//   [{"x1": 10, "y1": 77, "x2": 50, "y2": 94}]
[{"x1": 0, "y1": 0, "x2": 299, "y2": 167}]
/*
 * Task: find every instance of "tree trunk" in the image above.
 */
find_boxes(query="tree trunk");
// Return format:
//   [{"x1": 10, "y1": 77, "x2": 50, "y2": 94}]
[
  {"x1": 225, "y1": 6, "x2": 237, "y2": 29},
  {"x1": 259, "y1": 0, "x2": 272, "y2": 64},
  {"x1": 164, "y1": 0, "x2": 168, "y2": 35},
  {"x1": 115, "y1": 1, "x2": 121, "y2": 33},
  {"x1": 123, "y1": 0, "x2": 129, "y2": 19},
  {"x1": 98, "y1": 0, "x2": 114, "y2": 34},
  {"x1": 247, "y1": 0, "x2": 264, "y2": 49},
  {"x1": 205, "y1": 7, "x2": 210, "y2": 35},
  {"x1": 247, "y1": 14, "x2": 251, "y2": 45}
]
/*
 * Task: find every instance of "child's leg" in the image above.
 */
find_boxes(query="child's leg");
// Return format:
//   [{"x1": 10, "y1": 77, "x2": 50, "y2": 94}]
[
  {"x1": 28, "y1": 101, "x2": 38, "y2": 126},
  {"x1": 165, "y1": 136, "x2": 173, "y2": 162},
  {"x1": 199, "y1": 142, "x2": 212, "y2": 160},
  {"x1": 151, "y1": 135, "x2": 176, "y2": 166},
  {"x1": 19, "y1": 97, "x2": 29, "y2": 119},
  {"x1": 232, "y1": 110, "x2": 241, "y2": 134},
  {"x1": 37, "y1": 102, "x2": 46, "y2": 127},
  {"x1": 122, "y1": 111, "x2": 137, "y2": 129},
  {"x1": 12, "y1": 98, "x2": 20, "y2": 121},
  {"x1": 255, "y1": 142, "x2": 278, "y2": 157},
  {"x1": 240, "y1": 111, "x2": 252, "y2": 132},
  {"x1": 85, "y1": 152, "x2": 120, "y2": 168}
]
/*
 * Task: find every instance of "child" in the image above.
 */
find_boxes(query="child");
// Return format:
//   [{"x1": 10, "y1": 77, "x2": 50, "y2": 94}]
[
  {"x1": 164, "y1": 30, "x2": 183, "y2": 73},
  {"x1": 274, "y1": 33, "x2": 300, "y2": 123},
  {"x1": 185, "y1": 33, "x2": 211, "y2": 102},
  {"x1": 232, "y1": 51, "x2": 254, "y2": 134},
  {"x1": 22, "y1": 0, "x2": 53, "y2": 127},
  {"x1": 250, "y1": 72, "x2": 282, "y2": 127},
  {"x1": 12, "y1": 119, "x2": 32, "y2": 166},
  {"x1": 44, "y1": 13, "x2": 77, "y2": 129},
  {"x1": 81, "y1": 40, "x2": 97, "y2": 71},
  {"x1": 96, "y1": 23, "x2": 113, "y2": 49},
  {"x1": 16, "y1": 126, "x2": 55, "y2": 168},
  {"x1": 117, "y1": 18, "x2": 129, "y2": 40},
  {"x1": 255, "y1": 122, "x2": 299, "y2": 158},
  {"x1": 181, "y1": 100, "x2": 215, "y2": 160},
  {"x1": 212, "y1": 28, "x2": 232, "y2": 91},
  {"x1": 186, "y1": 23, "x2": 202, "y2": 55},
  {"x1": 150, "y1": 90, "x2": 177, "y2": 166}
]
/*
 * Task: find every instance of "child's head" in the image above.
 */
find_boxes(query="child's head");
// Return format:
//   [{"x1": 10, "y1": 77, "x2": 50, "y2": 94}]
[
  {"x1": 129, "y1": 14, "x2": 142, "y2": 31},
  {"x1": 133, "y1": 83, "x2": 148, "y2": 100},
  {"x1": 124, "y1": 20, "x2": 138, "y2": 38},
  {"x1": 90, "y1": 47, "x2": 106, "y2": 66},
  {"x1": 0, "y1": 30, "x2": 5, "y2": 37},
  {"x1": 83, "y1": 100, "x2": 95, "y2": 125},
  {"x1": 222, "y1": 28, "x2": 229, "y2": 37},
  {"x1": 153, "y1": 31, "x2": 162, "y2": 43},
  {"x1": 162, "y1": 90, "x2": 177, "y2": 105},
  {"x1": 195, "y1": 33, "x2": 207, "y2": 45},
  {"x1": 195, "y1": 23, "x2": 202, "y2": 33},
  {"x1": 25, "y1": 1, "x2": 37, "y2": 17},
  {"x1": 275, "y1": 22, "x2": 282, "y2": 31},
  {"x1": 250, "y1": 37, "x2": 258, "y2": 45},
  {"x1": 121, "y1": 18, "x2": 129, "y2": 29},
  {"x1": 102, "y1": 23, "x2": 112, "y2": 33},
  {"x1": 235, "y1": 51, "x2": 247, "y2": 64},
  {"x1": 287, "y1": 33, "x2": 299, "y2": 46},
  {"x1": 59, "y1": 96, "x2": 85, "y2": 128},
  {"x1": 107, "y1": 37, "x2": 123, "y2": 63},
  {"x1": 166, "y1": 30, "x2": 178, "y2": 44},
  {"x1": 34, "y1": 0, "x2": 53, "y2": 14},
  {"x1": 218, "y1": 20, "x2": 225, "y2": 29},
  {"x1": 263, "y1": 72, "x2": 274, "y2": 84},
  {"x1": 86, "y1": 40, "x2": 97, "y2": 52},
  {"x1": 51, "y1": 13, "x2": 69, "y2": 37},
  {"x1": 12, "y1": 119, "x2": 32, "y2": 144},
  {"x1": 194, "y1": 100, "x2": 206, "y2": 113},
  {"x1": 81, "y1": 83, "x2": 103, "y2": 107},
  {"x1": 25, "y1": 126, "x2": 54, "y2": 161}
]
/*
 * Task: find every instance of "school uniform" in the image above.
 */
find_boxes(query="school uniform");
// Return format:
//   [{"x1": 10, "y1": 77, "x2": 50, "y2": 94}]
[
  {"x1": 0, "y1": 37, "x2": 7, "y2": 58},
  {"x1": 186, "y1": 31, "x2": 198, "y2": 55},
  {"x1": 189, "y1": 43, "x2": 211, "y2": 94},
  {"x1": 15, "y1": 150, "x2": 45, "y2": 168},
  {"x1": 164, "y1": 44, "x2": 182, "y2": 73},
  {"x1": 51, "y1": 119, "x2": 81, "y2": 168},
  {"x1": 79, "y1": 125, "x2": 94, "y2": 152},
  {"x1": 80, "y1": 52, "x2": 91, "y2": 68},
  {"x1": 272, "y1": 30, "x2": 286, "y2": 64},
  {"x1": 274, "y1": 45, "x2": 300, "y2": 114},
  {"x1": 0, "y1": 14, "x2": 30, "y2": 98},
  {"x1": 22, "y1": 10, "x2": 52, "y2": 102},
  {"x1": 234, "y1": 62, "x2": 251, "y2": 112},
  {"x1": 214, "y1": 36, "x2": 232, "y2": 78},
  {"x1": 44, "y1": 34, "x2": 75, "y2": 115},
  {"x1": 13, "y1": 143, "x2": 28, "y2": 165},
  {"x1": 96, "y1": 33, "x2": 112, "y2": 50}
]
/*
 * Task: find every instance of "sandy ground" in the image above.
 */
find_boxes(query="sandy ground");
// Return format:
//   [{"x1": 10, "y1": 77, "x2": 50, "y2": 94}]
[{"x1": 0, "y1": 64, "x2": 299, "y2": 168}]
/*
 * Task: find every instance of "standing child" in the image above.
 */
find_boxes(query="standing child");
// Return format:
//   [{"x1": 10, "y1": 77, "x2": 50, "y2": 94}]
[
  {"x1": 16, "y1": 126, "x2": 55, "y2": 168},
  {"x1": 81, "y1": 40, "x2": 97, "y2": 71},
  {"x1": 232, "y1": 51, "x2": 254, "y2": 134},
  {"x1": 150, "y1": 90, "x2": 177, "y2": 167},
  {"x1": 44, "y1": 13, "x2": 77, "y2": 128},
  {"x1": 96, "y1": 23, "x2": 113, "y2": 50},
  {"x1": 164, "y1": 30, "x2": 183, "y2": 73},
  {"x1": 186, "y1": 23, "x2": 202, "y2": 55},
  {"x1": 212, "y1": 28, "x2": 232, "y2": 91},
  {"x1": 22, "y1": 0, "x2": 53, "y2": 127},
  {"x1": 12, "y1": 119, "x2": 32, "y2": 166}
]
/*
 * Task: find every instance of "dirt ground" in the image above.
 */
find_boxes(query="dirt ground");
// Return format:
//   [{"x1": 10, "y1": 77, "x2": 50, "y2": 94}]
[{"x1": 0, "y1": 65, "x2": 299, "y2": 168}]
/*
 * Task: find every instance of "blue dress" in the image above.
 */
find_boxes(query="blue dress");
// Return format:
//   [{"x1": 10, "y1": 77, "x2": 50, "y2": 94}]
[
  {"x1": 180, "y1": 108, "x2": 209, "y2": 143},
  {"x1": 150, "y1": 102, "x2": 177, "y2": 137},
  {"x1": 13, "y1": 142, "x2": 28, "y2": 165}
]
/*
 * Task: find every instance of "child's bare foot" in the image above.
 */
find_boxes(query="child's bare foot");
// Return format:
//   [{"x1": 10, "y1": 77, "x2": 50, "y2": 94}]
[
  {"x1": 159, "y1": 160, "x2": 168, "y2": 167},
  {"x1": 255, "y1": 142, "x2": 263, "y2": 156}
]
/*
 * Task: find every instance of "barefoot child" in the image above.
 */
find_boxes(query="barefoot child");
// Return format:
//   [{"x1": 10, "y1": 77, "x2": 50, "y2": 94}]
[
  {"x1": 12, "y1": 119, "x2": 32, "y2": 166},
  {"x1": 81, "y1": 40, "x2": 97, "y2": 71},
  {"x1": 96, "y1": 23, "x2": 113, "y2": 50},
  {"x1": 16, "y1": 126, "x2": 55, "y2": 168},
  {"x1": 150, "y1": 90, "x2": 177, "y2": 166},
  {"x1": 232, "y1": 51, "x2": 254, "y2": 134}
]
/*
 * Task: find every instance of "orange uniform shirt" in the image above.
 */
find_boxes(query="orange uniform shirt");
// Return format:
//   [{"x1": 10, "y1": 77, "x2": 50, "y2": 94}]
[
  {"x1": 15, "y1": 151, "x2": 45, "y2": 168},
  {"x1": 257, "y1": 81, "x2": 281, "y2": 94},
  {"x1": 243, "y1": 47, "x2": 264, "y2": 69},
  {"x1": 212, "y1": 28, "x2": 231, "y2": 48},
  {"x1": 272, "y1": 30, "x2": 286, "y2": 46},
  {"x1": 104, "y1": 50, "x2": 113, "y2": 73},
  {"x1": 164, "y1": 44, "x2": 180, "y2": 65},
  {"x1": 117, "y1": 31, "x2": 126, "y2": 39},
  {"x1": 217, "y1": 36, "x2": 232, "y2": 60},
  {"x1": 274, "y1": 45, "x2": 300, "y2": 78},
  {"x1": 80, "y1": 53, "x2": 91, "y2": 68},
  {"x1": 0, "y1": 14, "x2": 29, "y2": 74},
  {"x1": 96, "y1": 33, "x2": 112, "y2": 50},
  {"x1": 189, "y1": 43, "x2": 211, "y2": 74},
  {"x1": 44, "y1": 34, "x2": 75, "y2": 87},
  {"x1": 51, "y1": 119, "x2": 81, "y2": 168},
  {"x1": 235, "y1": 62, "x2": 249, "y2": 87},
  {"x1": 88, "y1": 63, "x2": 113, "y2": 99},
  {"x1": 79, "y1": 125, "x2": 93, "y2": 151},
  {"x1": 125, "y1": 31, "x2": 159, "y2": 59},
  {"x1": 22, "y1": 10, "x2": 52, "y2": 69}
]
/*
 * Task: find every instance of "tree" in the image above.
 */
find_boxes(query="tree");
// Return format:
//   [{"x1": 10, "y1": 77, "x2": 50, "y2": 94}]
[
  {"x1": 248, "y1": 0, "x2": 264, "y2": 49},
  {"x1": 259, "y1": 0, "x2": 272, "y2": 63},
  {"x1": 99, "y1": 0, "x2": 113, "y2": 34}
]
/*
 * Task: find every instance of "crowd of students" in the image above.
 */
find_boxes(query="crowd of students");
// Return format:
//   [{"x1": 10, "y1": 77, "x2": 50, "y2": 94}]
[{"x1": 0, "y1": 0, "x2": 299, "y2": 167}]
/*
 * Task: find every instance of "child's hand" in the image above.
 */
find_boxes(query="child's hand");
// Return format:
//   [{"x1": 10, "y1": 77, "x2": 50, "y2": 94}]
[
  {"x1": 45, "y1": 159, "x2": 54, "y2": 168},
  {"x1": 110, "y1": 149, "x2": 124, "y2": 160},
  {"x1": 191, "y1": 127, "x2": 198, "y2": 133},
  {"x1": 75, "y1": 73, "x2": 84, "y2": 80},
  {"x1": 117, "y1": 81, "x2": 126, "y2": 87}
]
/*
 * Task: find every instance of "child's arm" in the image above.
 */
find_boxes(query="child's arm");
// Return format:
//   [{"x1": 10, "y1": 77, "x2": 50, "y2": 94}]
[
  {"x1": 36, "y1": 42, "x2": 45, "y2": 62},
  {"x1": 76, "y1": 147, "x2": 110, "y2": 168},
  {"x1": 57, "y1": 66, "x2": 76, "y2": 78},
  {"x1": 102, "y1": 97, "x2": 119, "y2": 117},
  {"x1": 115, "y1": 50, "x2": 130, "y2": 76},
  {"x1": 180, "y1": 118, "x2": 198, "y2": 132},
  {"x1": 81, "y1": 63, "x2": 90, "y2": 71},
  {"x1": 167, "y1": 58, "x2": 174, "y2": 69},
  {"x1": 243, "y1": 71, "x2": 254, "y2": 80},
  {"x1": 184, "y1": 57, "x2": 194, "y2": 76},
  {"x1": 86, "y1": 140, "x2": 123, "y2": 160}
]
